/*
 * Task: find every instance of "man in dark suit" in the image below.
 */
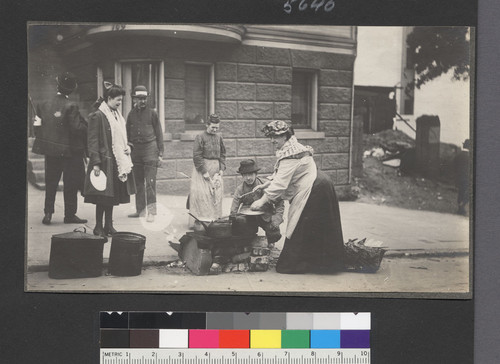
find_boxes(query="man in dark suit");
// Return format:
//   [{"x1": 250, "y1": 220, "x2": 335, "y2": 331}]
[{"x1": 32, "y1": 72, "x2": 88, "y2": 225}]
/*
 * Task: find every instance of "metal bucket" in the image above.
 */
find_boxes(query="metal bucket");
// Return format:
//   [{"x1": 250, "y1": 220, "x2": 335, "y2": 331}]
[{"x1": 108, "y1": 232, "x2": 146, "y2": 276}]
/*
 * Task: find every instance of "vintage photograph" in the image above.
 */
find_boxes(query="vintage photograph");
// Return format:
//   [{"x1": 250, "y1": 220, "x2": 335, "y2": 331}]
[{"x1": 25, "y1": 24, "x2": 472, "y2": 296}]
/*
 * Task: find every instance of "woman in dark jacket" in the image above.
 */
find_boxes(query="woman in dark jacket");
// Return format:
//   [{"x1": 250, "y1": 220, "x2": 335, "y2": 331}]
[{"x1": 84, "y1": 84, "x2": 136, "y2": 237}]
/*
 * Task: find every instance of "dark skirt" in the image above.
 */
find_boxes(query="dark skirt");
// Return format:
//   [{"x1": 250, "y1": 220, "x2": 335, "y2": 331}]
[
  {"x1": 84, "y1": 162, "x2": 130, "y2": 206},
  {"x1": 276, "y1": 170, "x2": 345, "y2": 274}
]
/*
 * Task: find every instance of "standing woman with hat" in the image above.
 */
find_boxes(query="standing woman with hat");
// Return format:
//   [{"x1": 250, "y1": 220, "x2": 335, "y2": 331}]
[
  {"x1": 84, "y1": 84, "x2": 136, "y2": 238},
  {"x1": 251, "y1": 120, "x2": 345, "y2": 274},
  {"x1": 189, "y1": 114, "x2": 226, "y2": 224}
]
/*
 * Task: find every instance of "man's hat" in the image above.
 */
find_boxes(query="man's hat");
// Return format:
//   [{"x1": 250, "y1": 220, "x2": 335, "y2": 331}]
[
  {"x1": 132, "y1": 85, "x2": 149, "y2": 97},
  {"x1": 57, "y1": 72, "x2": 77, "y2": 94},
  {"x1": 237, "y1": 160, "x2": 260, "y2": 174}
]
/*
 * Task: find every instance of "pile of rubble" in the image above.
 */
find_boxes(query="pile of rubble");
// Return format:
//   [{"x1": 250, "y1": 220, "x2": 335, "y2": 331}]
[{"x1": 210, "y1": 236, "x2": 271, "y2": 274}]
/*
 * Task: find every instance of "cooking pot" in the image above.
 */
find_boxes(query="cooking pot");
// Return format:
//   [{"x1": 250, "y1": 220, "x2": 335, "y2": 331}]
[{"x1": 188, "y1": 213, "x2": 233, "y2": 238}]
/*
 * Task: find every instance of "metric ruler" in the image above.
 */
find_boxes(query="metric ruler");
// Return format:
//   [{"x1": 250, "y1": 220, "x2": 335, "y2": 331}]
[{"x1": 100, "y1": 349, "x2": 371, "y2": 364}]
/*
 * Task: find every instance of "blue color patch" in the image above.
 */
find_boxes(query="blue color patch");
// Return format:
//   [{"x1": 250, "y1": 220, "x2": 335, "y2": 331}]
[{"x1": 310, "y1": 330, "x2": 340, "y2": 348}]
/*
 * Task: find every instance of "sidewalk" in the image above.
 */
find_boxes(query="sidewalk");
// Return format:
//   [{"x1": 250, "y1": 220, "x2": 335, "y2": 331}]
[{"x1": 26, "y1": 183, "x2": 470, "y2": 270}]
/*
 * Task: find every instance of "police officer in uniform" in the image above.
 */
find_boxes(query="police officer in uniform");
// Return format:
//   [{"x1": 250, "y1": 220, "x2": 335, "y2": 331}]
[{"x1": 32, "y1": 72, "x2": 88, "y2": 225}]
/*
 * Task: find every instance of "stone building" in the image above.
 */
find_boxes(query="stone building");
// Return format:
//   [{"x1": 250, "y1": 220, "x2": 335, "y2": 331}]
[{"x1": 28, "y1": 24, "x2": 357, "y2": 197}]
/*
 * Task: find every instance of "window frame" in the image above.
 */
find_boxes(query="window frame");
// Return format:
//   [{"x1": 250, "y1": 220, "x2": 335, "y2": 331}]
[
  {"x1": 183, "y1": 61, "x2": 215, "y2": 130},
  {"x1": 291, "y1": 68, "x2": 318, "y2": 132},
  {"x1": 98, "y1": 60, "x2": 165, "y2": 131}
]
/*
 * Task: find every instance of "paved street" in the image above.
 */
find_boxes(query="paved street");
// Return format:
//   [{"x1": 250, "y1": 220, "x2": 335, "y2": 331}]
[{"x1": 25, "y1": 183, "x2": 470, "y2": 294}]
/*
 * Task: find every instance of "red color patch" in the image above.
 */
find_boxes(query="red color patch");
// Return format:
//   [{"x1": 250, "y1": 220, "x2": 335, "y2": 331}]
[{"x1": 219, "y1": 330, "x2": 250, "y2": 348}]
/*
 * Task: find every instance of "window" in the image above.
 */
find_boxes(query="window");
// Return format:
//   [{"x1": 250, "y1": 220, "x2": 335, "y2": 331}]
[
  {"x1": 291, "y1": 70, "x2": 318, "y2": 129},
  {"x1": 121, "y1": 62, "x2": 159, "y2": 113},
  {"x1": 185, "y1": 63, "x2": 214, "y2": 129},
  {"x1": 107, "y1": 60, "x2": 165, "y2": 130}
]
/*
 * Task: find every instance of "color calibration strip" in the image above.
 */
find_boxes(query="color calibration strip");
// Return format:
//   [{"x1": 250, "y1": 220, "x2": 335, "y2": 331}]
[{"x1": 100, "y1": 312, "x2": 370, "y2": 349}]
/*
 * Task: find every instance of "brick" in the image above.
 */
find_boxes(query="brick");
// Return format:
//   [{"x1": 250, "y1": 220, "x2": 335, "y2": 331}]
[
  {"x1": 319, "y1": 87, "x2": 352, "y2": 104},
  {"x1": 337, "y1": 169, "x2": 349, "y2": 184},
  {"x1": 224, "y1": 139, "x2": 237, "y2": 157},
  {"x1": 165, "y1": 79, "x2": 185, "y2": 99},
  {"x1": 216, "y1": 101, "x2": 237, "y2": 119},
  {"x1": 156, "y1": 160, "x2": 177, "y2": 179},
  {"x1": 250, "y1": 255, "x2": 269, "y2": 264},
  {"x1": 238, "y1": 65, "x2": 274, "y2": 83},
  {"x1": 318, "y1": 104, "x2": 351, "y2": 120},
  {"x1": 322, "y1": 170, "x2": 337, "y2": 184},
  {"x1": 306, "y1": 137, "x2": 349, "y2": 154},
  {"x1": 319, "y1": 120, "x2": 351, "y2": 137},
  {"x1": 256, "y1": 84, "x2": 291, "y2": 101},
  {"x1": 290, "y1": 50, "x2": 322, "y2": 69},
  {"x1": 176, "y1": 159, "x2": 194, "y2": 178},
  {"x1": 163, "y1": 140, "x2": 195, "y2": 159},
  {"x1": 157, "y1": 179, "x2": 190, "y2": 195},
  {"x1": 275, "y1": 67, "x2": 292, "y2": 84},
  {"x1": 320, "y1": 70, "x2": 353, "y2": 87},
  {"x1": 313, "y1": 154, "x2": 322, "y2": 168},
  {"x1": 224, "y1": 45, "x2": 256, "y2": 63},
  {"x1": 255, "y1": 156, "x2": 277, "y2": 174},
  {"x1": 164, "y1": 120, "x2": 185, "y2": 136},
  {"x1": 237, "y1": 138, "x2": 273, "y2": 156},
  {"x1": 164, "y1": 59, "x2": 185, "y2": 79},
  {"x1": 336, "y1": 137, "x2": 350, "y2": 153},
  {"x1": 256, "y1": 47, "x2": 291, "y2": 66},
  {"x1": 165, "y1": 100, "x2": 185, "y2": 119},
  {"x1": 321, "y1": 54, "x2": 355, "y2": 71},
  {"x1": 251, "y1": 247, "x2": 270, "y2": 256},
  {"x1": 273, "y1": 102, "x2": 291, "y2": 120},
  {"x1": 216, "y1": 82, "x2": 256, "y2": 100},
  {"x1": 238, "y1": 102, "x2": 273, "y2": 119},
  {"x1": 216, "y1": 63, "x2": 237, "y2": 81},
  {"x1": 219, "y1": 120, "x2": 256, "y2": 138},
  {"x1": 322, "y1": 153, "x2": 349, "y2": 170}
]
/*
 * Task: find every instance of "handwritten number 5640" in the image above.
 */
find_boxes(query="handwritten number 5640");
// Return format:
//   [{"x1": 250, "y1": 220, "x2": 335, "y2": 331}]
[{"x1": 284, "y1": 0, "x2": 335, "y2": 14}]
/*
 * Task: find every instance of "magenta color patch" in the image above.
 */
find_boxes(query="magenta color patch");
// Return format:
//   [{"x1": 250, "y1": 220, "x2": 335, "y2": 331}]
[{"x1": 189, "y1": 330, "x2": 220, "y2": 348}]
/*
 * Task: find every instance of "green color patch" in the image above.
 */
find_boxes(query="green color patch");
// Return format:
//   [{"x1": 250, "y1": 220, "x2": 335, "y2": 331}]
[{"x1": 281, "y1": 330, "x2": 310, "y2": 348}]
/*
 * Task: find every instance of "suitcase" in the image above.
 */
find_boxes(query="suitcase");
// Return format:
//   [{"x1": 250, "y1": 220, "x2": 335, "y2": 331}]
[{"x1": 49, "y1": 228, "x2": 108, "y2": 279}]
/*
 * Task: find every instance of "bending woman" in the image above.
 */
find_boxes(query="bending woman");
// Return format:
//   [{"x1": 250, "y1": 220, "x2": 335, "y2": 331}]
[
  {"x1": 84, "y1": 84, "x2": 136, "y2": 237},
  {"x1": 251, "y1": 120, "x2": 344, "y2": 274}
]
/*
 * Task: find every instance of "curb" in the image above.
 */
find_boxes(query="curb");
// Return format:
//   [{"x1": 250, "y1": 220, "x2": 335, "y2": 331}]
[{"x1": 27, "y1": 249, "x2": 469, "y2": 273}]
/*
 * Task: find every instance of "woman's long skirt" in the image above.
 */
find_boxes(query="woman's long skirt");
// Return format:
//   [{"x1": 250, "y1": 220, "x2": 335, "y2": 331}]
[
  {"x1": 189, "y1": 159, "x2": 224, "y2": 221},
  {"x1": 276, "y1": 170, "x2": 345, "y2": 274}
]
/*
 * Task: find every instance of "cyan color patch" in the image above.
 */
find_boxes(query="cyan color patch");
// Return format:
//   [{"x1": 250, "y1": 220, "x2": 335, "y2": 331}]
[{"x1": 310, "y1": 330, "x2": 340, "y2": 348}]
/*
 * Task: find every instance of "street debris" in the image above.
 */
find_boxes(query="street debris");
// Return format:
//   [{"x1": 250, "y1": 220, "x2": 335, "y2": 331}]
[{"x1": 344, "y1": 238, "x2": 386, "y2": 273}]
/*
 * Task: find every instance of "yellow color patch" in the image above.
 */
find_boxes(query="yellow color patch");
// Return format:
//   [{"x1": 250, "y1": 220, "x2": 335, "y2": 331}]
[{"x1": 250, "y1": 330, "x2": 282, "y2": 348}]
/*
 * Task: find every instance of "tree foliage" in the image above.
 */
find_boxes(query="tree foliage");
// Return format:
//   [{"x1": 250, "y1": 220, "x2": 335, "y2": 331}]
[{"x1": 406, "y1": 27, "x2": 470, "y2": 88}]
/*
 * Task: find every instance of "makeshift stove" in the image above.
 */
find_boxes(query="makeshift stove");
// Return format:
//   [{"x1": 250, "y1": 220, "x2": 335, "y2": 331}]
[{"x1": 170, "y1": 214, "x2": 272, "y2": 275}]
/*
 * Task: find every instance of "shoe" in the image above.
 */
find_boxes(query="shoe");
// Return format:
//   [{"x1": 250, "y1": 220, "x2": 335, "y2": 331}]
[
  {"x1": 128, "y1": 212, "x2": 141, "y2": 218},
  {"x1": 146, "y1": 214, "x2": 155, "y2": 223},
  {"x1": 93, "y1": 226, "x2": 107, "y2": 240},
  {"x1": 104, "y1": 225, "x2": 117, "y2": 236},
  {"x1": 42, "y1": 213, "x2": 52, "y2": 225},
  {"x1": 64, "y1": 215, "x2": 88, "y2": 224}
]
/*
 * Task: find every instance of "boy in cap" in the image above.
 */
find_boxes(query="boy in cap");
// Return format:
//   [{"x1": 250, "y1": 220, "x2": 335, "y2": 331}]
[
  {"x1": 126, "y1": 85, "x2": 164, "y2": 222},
  {"x1": 230, "y1": 160, "x2": 284, "y2": 247}
]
